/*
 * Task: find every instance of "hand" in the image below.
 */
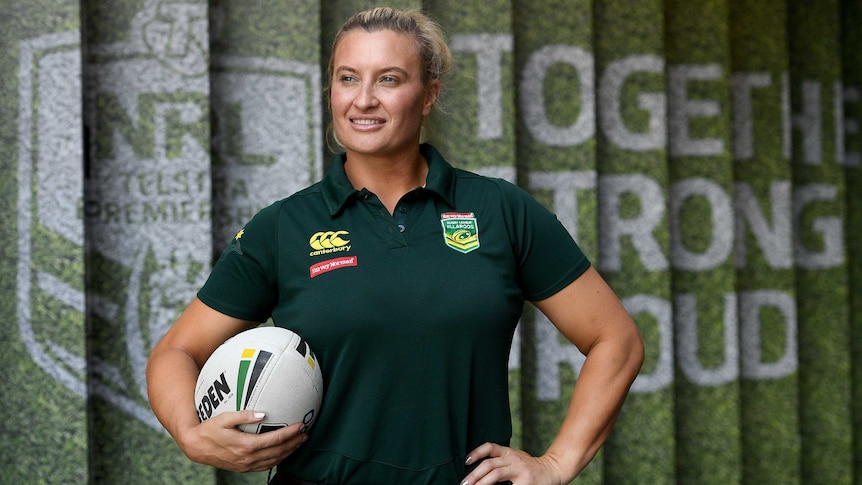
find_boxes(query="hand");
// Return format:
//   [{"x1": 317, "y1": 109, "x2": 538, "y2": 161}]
[
  {"x1": 461, "y1": 442, "x2": 566, "y2": 485},
  {"x1": 177, "y1": 410, "x2": 308, "y2": 473}
]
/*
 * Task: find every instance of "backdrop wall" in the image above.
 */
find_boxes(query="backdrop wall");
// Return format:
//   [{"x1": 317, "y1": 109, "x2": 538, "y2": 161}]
[{"x1": 1, "y1": 0, "x2": 859, "y2": 483}]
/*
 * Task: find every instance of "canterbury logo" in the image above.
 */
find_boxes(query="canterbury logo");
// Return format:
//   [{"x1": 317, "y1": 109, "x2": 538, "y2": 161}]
[{"x1": 309, "y1": 231, "x2": 351, "y2": 256}]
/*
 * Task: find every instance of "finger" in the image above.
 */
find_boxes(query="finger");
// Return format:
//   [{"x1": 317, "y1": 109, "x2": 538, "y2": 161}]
[
  {"x1": 465, "y1": 442, "x2": 504, "y2": 465},
  {"x1": 254, "y1": 422, "x2": 307, "y2": 450},
  {"x1": 235, "y1": 423, "x2": 309, "y2": 472},
  {"x1": 463, "y1": 459, "x2": 506, "y2": 485},
  {"x1": 464, "y1": 444, "x2": 529, "y2": 485},
  {"x1": 212, "y1": 409, "x2": 267, "y2": 429}
]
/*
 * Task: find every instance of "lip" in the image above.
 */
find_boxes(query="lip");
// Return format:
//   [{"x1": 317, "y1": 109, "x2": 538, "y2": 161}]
[{"x1": 348, "y1": 115, "x2": 386, "y2": 130}]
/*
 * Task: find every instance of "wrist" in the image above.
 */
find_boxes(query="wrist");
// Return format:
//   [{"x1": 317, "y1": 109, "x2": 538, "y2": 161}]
[
  {"x1": 169, "y1": 415, "x2": 205, "y2": 460},
  {"x1": 540, "y1": 448, "x2": 584, "y2": 484}
]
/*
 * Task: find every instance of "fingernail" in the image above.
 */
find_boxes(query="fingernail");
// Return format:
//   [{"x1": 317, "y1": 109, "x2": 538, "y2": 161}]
[
  {"x1": 253, "y1": 412, "x2": 265, "y2": 419},
  {"x1": 460, "y1": 480, "x2": 469, "y2": 485},
  {"x1": 302, "y1": 434, "x2": 309, "y2": 442},
  {"x1": 464, "y1": 455, "x2": 472, "y2": 465}
]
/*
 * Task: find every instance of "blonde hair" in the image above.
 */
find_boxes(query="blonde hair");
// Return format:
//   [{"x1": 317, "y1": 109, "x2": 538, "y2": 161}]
[{"x1": 328, "y1": 7, "x2": 451, "y2": 87}]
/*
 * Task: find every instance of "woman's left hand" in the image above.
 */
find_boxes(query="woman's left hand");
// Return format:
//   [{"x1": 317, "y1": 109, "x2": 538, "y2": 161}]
[{"x1": 460, "y1": 442, "x2": 568, "y2": 485}]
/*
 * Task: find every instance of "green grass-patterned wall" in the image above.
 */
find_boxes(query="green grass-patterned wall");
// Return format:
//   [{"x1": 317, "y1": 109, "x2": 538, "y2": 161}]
[{"x1": 789, "y1": 1, "x2": 854, "y2": 483}]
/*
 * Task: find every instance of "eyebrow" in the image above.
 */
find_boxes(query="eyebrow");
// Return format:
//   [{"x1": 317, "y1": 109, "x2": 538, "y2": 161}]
[{"x1": 335, "y1": 66, "x2": 411, "y2": 77}]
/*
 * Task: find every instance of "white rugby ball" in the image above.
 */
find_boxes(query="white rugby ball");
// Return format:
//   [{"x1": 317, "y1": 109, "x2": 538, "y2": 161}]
[{"x1": 194, "y1": 326, "x2": 323, "y2": 434}]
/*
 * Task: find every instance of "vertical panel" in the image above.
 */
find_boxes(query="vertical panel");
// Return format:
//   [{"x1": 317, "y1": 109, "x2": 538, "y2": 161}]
[
  {"x1": 209, "y1": 0, "x2": 323, "y2": 254},
  {"x1": 593, "y1": 0, "x2": 674, "y2": 483},
  {"x1": 82, "y1": 0, "x2": 213, "y2": 482},
  {"x1": 840, "y1": 1, "x2": 862, "y2": 480},
  {"x1": 664, "y1": 0, "x2": 741, "y2": 483},
  {"x1": 788, "y1": 1, "x2": 854, "y2": 483},
  {"x1": 208, "y1": 1, "x2": 323, "y2": 483},
  {"x1": 1, "y1": 0, "x2": 88, "y2": 482},
  {"x1": 426, "y1": 0, "x2": 524, "y2": 456},
  {"x1": 728, "y1": 1, "x2": 801, "y2": 483},
  {"x1": 512, "y1": 0, "x2": 598, "y2": 483},
  {"x1": 425, "y1": 0, "x2": 516, "y2": 173}
]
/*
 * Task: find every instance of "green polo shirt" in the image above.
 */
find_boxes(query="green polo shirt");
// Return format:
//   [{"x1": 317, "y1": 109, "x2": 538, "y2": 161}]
[{"x1": 198, "y1": 144, "x2": 590, "y2": 484}]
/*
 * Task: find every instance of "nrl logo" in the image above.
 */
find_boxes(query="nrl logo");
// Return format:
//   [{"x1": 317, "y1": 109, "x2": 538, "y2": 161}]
[{"x1": 17, "y1": 0, "x2": 322, "y2": 432}]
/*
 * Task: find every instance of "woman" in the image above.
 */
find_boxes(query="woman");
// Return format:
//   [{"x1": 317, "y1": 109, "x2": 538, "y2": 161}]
[{"x1": 147, "y1": 7, "x2": 644, "y2": 485}]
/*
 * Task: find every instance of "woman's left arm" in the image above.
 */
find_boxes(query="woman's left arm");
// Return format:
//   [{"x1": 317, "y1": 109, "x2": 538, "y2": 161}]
[{"x1": 462, "y1": 266, "x2": 645, "y2": 485}]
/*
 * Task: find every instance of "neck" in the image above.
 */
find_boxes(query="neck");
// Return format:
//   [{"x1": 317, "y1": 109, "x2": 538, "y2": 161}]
[{"x1": 343, "y1": 147, "x2": 428, "y2": 214}]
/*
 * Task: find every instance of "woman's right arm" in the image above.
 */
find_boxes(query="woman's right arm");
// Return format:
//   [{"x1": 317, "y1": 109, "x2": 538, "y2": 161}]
[{"x1": 146, "y1": 297, "x2": 307, "y2": 472}]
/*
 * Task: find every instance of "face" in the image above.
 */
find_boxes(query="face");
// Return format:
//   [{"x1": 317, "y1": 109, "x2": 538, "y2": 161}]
[{"x1": 330, "y1": 29, "x2": 440, "y2": 159}]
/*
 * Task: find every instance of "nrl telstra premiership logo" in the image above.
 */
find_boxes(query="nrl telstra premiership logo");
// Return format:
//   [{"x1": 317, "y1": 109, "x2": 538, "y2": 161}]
[{"x1": 17, "y1": 0, "x2": 322, "y2": 432}]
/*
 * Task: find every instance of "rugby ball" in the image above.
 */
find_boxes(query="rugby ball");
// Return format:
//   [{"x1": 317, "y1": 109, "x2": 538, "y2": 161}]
[{"x1": 194, "y1": 326, "x2": 323, "y2": 434}]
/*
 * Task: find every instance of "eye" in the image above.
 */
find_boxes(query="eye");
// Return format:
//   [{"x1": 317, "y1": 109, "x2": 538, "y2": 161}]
[
  {"x1": 380, "y1": 75, "x2": 398, "y2": 84},
  {"x1": 339, "y1": 74, "x2": 357, "y2": 83}
]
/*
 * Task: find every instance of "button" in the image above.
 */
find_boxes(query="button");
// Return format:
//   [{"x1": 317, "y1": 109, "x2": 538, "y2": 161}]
[
  {"x1": 398, "y1": 224, "x2": 405, "y2": 233},
  {"x1": 398, "y1": 205, "x2": 407, "y2": 213}
]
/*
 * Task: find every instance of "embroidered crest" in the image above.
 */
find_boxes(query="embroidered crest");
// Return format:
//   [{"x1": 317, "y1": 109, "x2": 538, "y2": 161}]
[{"x1": 441, "y1": 212, "x2": 480, "y2": 254}]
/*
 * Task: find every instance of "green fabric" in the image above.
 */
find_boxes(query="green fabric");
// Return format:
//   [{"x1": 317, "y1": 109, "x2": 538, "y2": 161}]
[
  {"x1": 593, "y1": 0, "x2": 675, "y2": 482},
  {"x1": 425, "y1": 0, "x2": 517, "y2": 172},
  {"x1": 841, "y1": 0, "x2": 862, "y2": 477},
  {"x1": 0, "y1": 1, "x2": 87, "y2": 483},
  {"x1": 512, "y1": 1, "x2": 599, "y2": 483},
  {"x1": 664, "y1": 0, "x2": 742, "y2": 482},
  {"x1": 729, "y1": 1, "x2": 801, "y2": 483},
  {"x1": 83, "y1": 0, "x2": 215, "y2": 481},
  {"x1": 198, "y1": 144, "x2": 590, "y2": 484},
  {"x1": 788, "y1": 1, "x2": 854, "y2": 483}
]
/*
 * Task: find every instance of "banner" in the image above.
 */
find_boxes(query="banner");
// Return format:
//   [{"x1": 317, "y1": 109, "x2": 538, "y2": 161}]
[
  {"x1": 593, "y1": 0, "x2": 674, "y2": 482},
  {"x1": 511, "y1": 0, "x2": 598, "y2": 483},
  {"x1": 840, "y1": 0, "x2": 862, "y2": 477},
  {"x1": 665, "y1": 0, "x2": 742, "y2": 482},
  {"x1": 82, "y1": 0, "x2": 213, "y2": 481},
  {"x1": 1, "y1": 1, "x2": 88, "y2": 482},
  {"x1": 209, "y1": 1, "x2": 324, "y2": 482},
  {"x1": 789, "y1": 1, "x2": 854, "y2": 483},
  {"x1": 728, "y1": 1, "x2": 800, "y2": 483}
]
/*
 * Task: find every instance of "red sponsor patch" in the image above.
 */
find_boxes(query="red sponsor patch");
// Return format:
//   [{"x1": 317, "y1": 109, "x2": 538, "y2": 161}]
[
  {"x1": 309, "y1": 256, "x2": 357, "y2": 278},
  {"x1": 441, "y1": 212, "x2": 475, "y2": 220}
]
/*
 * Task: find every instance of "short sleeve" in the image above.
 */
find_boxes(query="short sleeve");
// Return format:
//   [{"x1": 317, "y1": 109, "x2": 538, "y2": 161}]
[
  {"x1": 196, "y1": 202, "x2": 281, "y2": 322},
  {"x1": 500, "y1": 182, "x2": 591, "y2": 301}
]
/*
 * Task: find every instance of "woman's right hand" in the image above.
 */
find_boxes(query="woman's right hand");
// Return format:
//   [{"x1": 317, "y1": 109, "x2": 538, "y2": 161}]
[
  {"x1": 147, "y1": 298, "x2": 300, "y2": 472},
  {"x1": 177, "y1": 410, "x2": 308, "y2": 473}
]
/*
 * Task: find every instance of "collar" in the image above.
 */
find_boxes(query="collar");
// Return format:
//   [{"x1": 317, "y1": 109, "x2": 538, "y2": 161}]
[{"x1": 321, "y1": 144, "x2": 456, "y2": 217}]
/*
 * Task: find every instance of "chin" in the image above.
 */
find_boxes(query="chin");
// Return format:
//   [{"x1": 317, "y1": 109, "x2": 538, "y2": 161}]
[{"x1": 343, "y1": 139, "x2": 412, "y2": 158}]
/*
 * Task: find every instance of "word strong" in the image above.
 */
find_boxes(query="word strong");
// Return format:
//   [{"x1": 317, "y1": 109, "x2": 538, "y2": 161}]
[{"x1": 197, "y1": 372, "x2": 232, "y2": 422}]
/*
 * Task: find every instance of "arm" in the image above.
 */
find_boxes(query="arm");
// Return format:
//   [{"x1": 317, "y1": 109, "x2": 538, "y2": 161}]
[
  {"x1": 146, "y1": 297, "x2": 308, "y2": 472},
  {"x1": 462, "y1": 266, "x2": 644, "y2": 485}
]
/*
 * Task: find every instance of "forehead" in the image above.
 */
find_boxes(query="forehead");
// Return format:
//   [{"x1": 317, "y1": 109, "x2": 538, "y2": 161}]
[{"x1": 333, "y1": 29, "x2": 421, "y2": 69}]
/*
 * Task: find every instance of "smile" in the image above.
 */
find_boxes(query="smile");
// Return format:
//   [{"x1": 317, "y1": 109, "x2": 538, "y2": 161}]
[{"x1": 351, "y1": 119, "x2": 384, "y2": 125}]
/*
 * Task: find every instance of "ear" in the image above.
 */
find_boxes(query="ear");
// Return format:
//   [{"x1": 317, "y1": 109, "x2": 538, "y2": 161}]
[{"x1": 422, "y1": 80, "x2": 441, "y2": 117}]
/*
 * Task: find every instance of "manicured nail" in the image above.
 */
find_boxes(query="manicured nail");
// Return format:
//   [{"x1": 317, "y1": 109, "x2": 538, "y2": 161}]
[
  {"x1": 464, "y1": 455, "x2": 472, "y2": 465},
  {"x1": 253, "y1": 412, "x2": 265, "y2": 419},
  {"x1": 460, "y1": 480, "x2": 469, "y2": 485}
]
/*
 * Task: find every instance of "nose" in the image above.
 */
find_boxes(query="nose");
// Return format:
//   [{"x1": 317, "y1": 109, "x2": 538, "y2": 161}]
[{"x1": 354, "y1": 81, "x2": 379, "y2": 109}]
